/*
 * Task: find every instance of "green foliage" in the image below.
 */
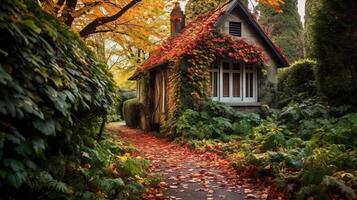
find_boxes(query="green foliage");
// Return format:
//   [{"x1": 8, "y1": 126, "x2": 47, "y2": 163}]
[
  {"x1": 258, "y1": 0, "x2": 303, "y2": 62},
  {"x1": 123, "y1": 98, "x2": 142, "y2": 128},
  {"x1": 24, "y1": 135, "x2": 148, "y2": 200},
  {"x1": 117, "y1": 89, "x2": 136, "y2": 119},
  {"x1": 278, "y1": 59, "x2": 317, "y2": 106},
  {"x1": 312, "y1": 0, "x2": 357, "y2": 106},
  {"x1": 225, "y1": 98, "x2": 357, "y2": 199},
  {"x1": 175, "y1": 97, "x2": 357, "y2": 199},
  {"x1": 185, "y1": 0, "x2": 227, "y2": 20},
  {"x1": 173, "y1": 101, "x2": 261, "y2": 141},
  {"x1": 165, "y1": 31, "x2": 263, "y2": 136},
  {"x1": 185, "y1": 0, "x2": 249, "y2": 20},
  {"x1": 0, "y1": 0, "x2": 150, "y2": 199},
  {"x1": 303, "y1": 0, "x2": 322, "y2": 58}
]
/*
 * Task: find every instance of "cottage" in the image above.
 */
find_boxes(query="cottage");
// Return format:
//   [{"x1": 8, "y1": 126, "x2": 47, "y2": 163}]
[{"x1": 129, "y1": 0, "x2": 288, "y2": 131}]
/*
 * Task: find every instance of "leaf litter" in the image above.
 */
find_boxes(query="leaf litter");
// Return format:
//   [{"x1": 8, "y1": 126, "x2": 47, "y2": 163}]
[{"x1": 113, "y1": 125, "x2": 268, "y2": 200}]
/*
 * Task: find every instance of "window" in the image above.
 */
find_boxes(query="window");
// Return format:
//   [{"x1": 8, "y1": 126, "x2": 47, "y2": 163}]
[
  {"x1": 209, "y1": 61, "x2": 257, "y2": 103},
  {"x1": 229, "y1": 21, "x2": 242, "y2": 37}
]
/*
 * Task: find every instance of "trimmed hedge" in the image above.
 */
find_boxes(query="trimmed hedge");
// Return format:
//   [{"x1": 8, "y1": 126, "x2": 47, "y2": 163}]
[
  {"x1": 312, "y1": 0, "x2": 357, "y2": 106},
  {"x1": 123, "y1": 98, "x2": 141, "y2": 128},
  {"x1": 117, "y1": 89, "x2": 136, "y2": 117},
  {"x1": 278, "y1": 59, "x2": 317, "y2": 106}
]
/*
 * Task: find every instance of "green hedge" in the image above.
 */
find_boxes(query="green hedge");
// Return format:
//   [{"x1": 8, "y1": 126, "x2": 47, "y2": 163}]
[
  {"x1": 312, "y1": 0, "x2": 357, "y2": 106},
  {"x1": 0, "y1": 0, "x2": 119, "y2": 198},
  {"x1": 123, "y1": 98, "x2": 141, "y2": 128},
  {"x1": 278, "y1": 59, "x2": 317, "y2": 106}
]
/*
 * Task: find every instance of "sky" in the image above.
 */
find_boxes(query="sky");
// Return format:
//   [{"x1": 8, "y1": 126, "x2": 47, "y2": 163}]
[
  {"x1": 180, "y1": 0, "x2": 306, "y2": 24},
  {"x1": 298, "y1": 0, "x2": 306, "y2": 24}
]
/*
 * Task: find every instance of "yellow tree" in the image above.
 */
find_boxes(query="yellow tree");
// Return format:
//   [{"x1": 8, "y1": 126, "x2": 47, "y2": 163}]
[
  {"x1": 39, "y1": 0, "x2": 171, "y2": 88},
  {"x1": 258, "y1": 0, "x2": 284, "y2": 11},
  {"x1": 38, "y1": 0, "x2": 283, "y2": 88}
]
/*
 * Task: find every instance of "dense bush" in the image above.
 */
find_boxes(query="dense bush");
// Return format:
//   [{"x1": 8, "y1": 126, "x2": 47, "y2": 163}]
[
  {"x1": 173, "y1": 101, "x2": 261, "y2": 142},
  {"x1": 312, "y1": 0, "x2": 357, "y2": 106},
  {"x1": 224, "y1": 98, "x2": 357, "y2": 199},
  {"x1": 107, "y1": 89, "x2": 135, "y2": 123},
  {"x1": 0, "y1": 0, "x2": 149, "y2": 199},
  {"x1": 123, "y1": 98, "x2": 142, "y2": 128},
  {"x1": 174, "y1": 98, "x2": 357, "y2": 199},
  {"x1": 117, "y1": 89, "x2": 136, "y2": 118},
  {"x1": 278, "y1": 59, "x2": 317, "y2": 106}
]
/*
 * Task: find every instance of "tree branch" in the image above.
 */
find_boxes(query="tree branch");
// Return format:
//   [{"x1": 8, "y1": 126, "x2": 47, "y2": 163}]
[
  {"x1": 62, "y1": 0, "x2": 78, "y2": 26},
  {"x1": 79, "y1": 0, "x2": 141, "y2": 37},
  {"x1": 54, "y1": 0, "x2": 65, "y2": 16}
]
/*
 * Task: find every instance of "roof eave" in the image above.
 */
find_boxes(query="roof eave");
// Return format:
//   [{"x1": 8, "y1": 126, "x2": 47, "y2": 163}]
[
  {"x1": 215, "y1": 0, "x2": 289, "y2": 68},
  {"x1": 128, "y1": 61, "x2": 170, "y2": 80}
]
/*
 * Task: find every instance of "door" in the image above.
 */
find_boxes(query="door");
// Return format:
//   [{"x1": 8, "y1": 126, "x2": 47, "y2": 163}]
[{"x1": 152, "y1": 70, "x2": 165, "y2": 124}]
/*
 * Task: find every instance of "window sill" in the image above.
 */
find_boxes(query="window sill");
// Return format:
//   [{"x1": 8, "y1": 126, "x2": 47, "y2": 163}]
[{"x1": 223, "y1": 102, "x2": 262, "y2": 107}]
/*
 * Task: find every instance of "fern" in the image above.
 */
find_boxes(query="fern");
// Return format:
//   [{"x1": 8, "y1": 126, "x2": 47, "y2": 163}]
[{"x1": 27, "y1": 171, "x2": 69, "y2": 194}]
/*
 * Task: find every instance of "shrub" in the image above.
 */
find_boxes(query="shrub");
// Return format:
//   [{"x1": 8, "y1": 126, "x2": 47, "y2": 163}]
[
  {"x1": 278, "y1": 59, "x2": 317, "y2": 106},
  {"x1": 0, "y1": 0, "x2": 150, "y2": 199},
  {"x1": 117, "y1": 89, "x2": 136, "y2": 117},
  {"x1": 225, "y1": 98, "x2": 357, "y2": 199},
  {"x1": 173, "y1": 101, "x2": 261, "y2": 141},
  {"x1": 123, "y1": 98, "x2": 141, "y2": 128}
]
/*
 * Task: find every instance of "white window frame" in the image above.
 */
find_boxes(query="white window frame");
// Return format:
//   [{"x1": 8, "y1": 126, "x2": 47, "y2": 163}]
[
  {"x1": 210, "y1": 60, "x2": 258, "y2": 104},
  {"x1": 220, "y1": 61, "x2": 242, "y2": 103},
  {"x1": 242, "y1": 64, "x2": 258, "y2": 103}
]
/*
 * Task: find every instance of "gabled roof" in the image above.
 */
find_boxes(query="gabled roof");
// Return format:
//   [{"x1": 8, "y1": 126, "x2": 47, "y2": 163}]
[
  {"x1": 130, "y1": 0, "x2": 288, "y2": 80},
  {"x1": 216, "y1": 0, "x2": 288, "y2": 67}
]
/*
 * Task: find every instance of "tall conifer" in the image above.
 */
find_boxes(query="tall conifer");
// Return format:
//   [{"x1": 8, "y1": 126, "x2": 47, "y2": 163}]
[{"x1": 258, "y1": 0, "x2": 303, "y2": 62}]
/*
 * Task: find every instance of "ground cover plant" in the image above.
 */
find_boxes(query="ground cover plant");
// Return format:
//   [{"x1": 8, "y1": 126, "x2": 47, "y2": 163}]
[
  {"x1": 0, "y1": 0, "x2": 151, "y2": 199},
  {"x1": 174, "y1": 98, "x2": 357, "y2": 199}
]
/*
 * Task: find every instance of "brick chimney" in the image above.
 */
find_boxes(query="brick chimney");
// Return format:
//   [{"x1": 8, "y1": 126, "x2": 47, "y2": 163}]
[{"x1": 170, "y1": 2, "x2": 185, "y2": 37}]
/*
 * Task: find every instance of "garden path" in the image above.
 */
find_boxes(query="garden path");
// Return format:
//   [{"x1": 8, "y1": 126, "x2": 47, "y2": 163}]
[{"x1": 107, "y1": 123, "x2": 262, "y2": 200}]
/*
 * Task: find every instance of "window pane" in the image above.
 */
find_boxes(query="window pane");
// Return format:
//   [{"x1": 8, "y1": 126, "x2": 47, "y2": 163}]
[
  {"x1": 245, "y1": 72, "x2": 254, "y2": 98},
  {"x1": 246, "y1": 64, "x2": 253, "y2": 71},
  {"x1": 233, "y1": 73, "x2": 240, "y2": 97},
  {"x1": 232, "y1": 63, "x2": 241, "y2": 70},
  {"x1": 213, "y1": 72, "x2": 218, "y2": 97},
  {"x1": 223, "y1": 62, "x2": 230, "y2": 70},
  {"x1": 223, "y1": 73, "x2": 230, "y2": 97},
  {"x1": 210, "y1": 62, "x2": 218, "y2": 69},
  {"x1": 250, "y1": 73, "x2": 253, "y2": 98}
]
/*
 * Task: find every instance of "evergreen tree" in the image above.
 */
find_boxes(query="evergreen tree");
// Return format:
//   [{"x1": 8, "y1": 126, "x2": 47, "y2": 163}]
[
  {"x1": 303, "y1": 0, "x2": 321, "y2": 58},
  {"x1": 186, "y1": 0, "x2": 249, "y2": 21},
  {"x1": 258, "y1": 0, "x2": 303, "y2": 62},
  {"x1": 312, "y1": 0, "x2": 357, "y2": 105}
]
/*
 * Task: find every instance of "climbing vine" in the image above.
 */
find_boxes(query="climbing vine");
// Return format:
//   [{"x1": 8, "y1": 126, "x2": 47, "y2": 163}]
[{"x1": 164, "y1": 31, "x2": 264, "y2": 136}]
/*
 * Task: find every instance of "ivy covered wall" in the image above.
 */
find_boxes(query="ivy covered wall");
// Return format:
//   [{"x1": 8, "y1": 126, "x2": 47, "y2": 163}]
[{"x1": 159, "y1": 31, "x2": 265, "y2": 135}]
